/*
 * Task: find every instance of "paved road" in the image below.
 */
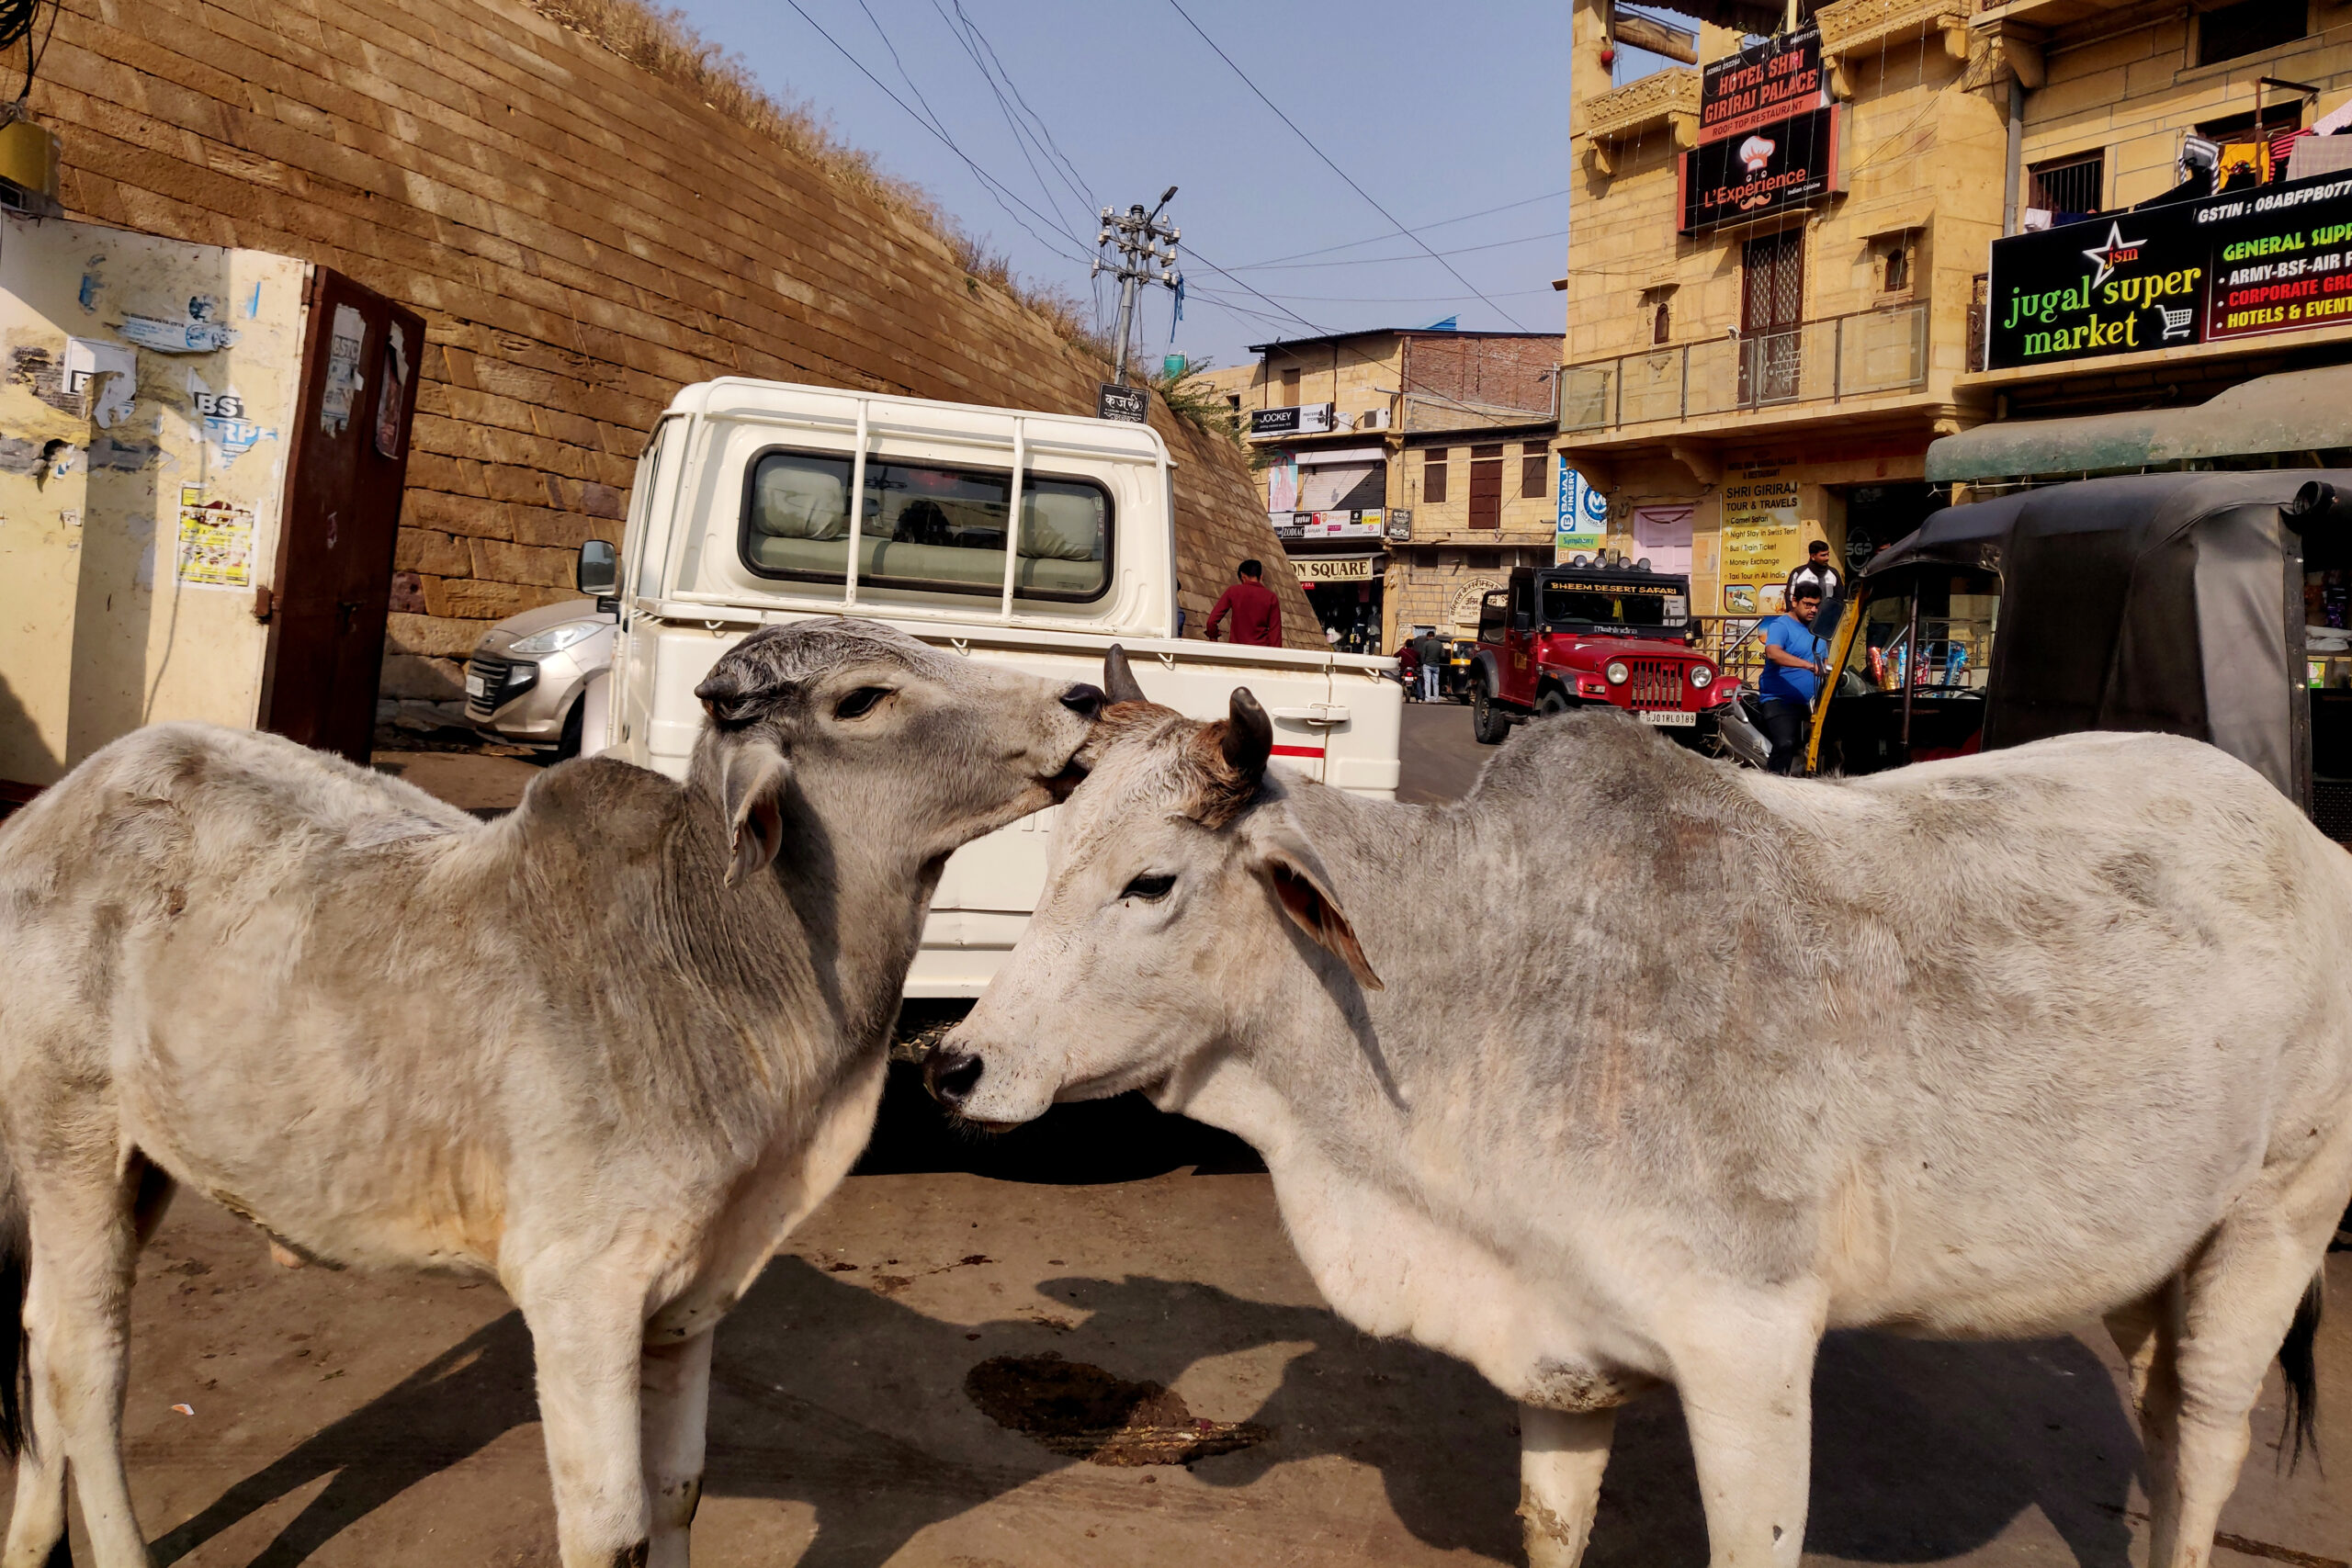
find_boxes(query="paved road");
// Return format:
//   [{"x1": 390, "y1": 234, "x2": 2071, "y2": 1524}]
[
  {"x1": 1396, "y1": 695, "x2": 1488, "y2": 805},
  {"x1": 73, "y1": 719, "x2": 2303, "y2": 1564}
]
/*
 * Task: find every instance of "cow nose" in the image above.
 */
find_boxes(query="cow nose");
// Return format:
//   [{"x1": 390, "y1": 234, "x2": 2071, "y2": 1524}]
[
  {"x1": 1059, "y1": 682, "x2": 1106, "y2": 719},
  {"x1": 925, "y1": 1048, "x2": 985, "y2": 1109}
]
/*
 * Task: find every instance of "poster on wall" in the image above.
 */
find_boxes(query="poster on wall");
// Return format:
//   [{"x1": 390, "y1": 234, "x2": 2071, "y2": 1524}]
[
  {"x1": 175, "y1": 487, "x2": 255, "y2": 591},
  {"x1": 1719, "y1": 472, "x2": 1804, "y2": 614},
  {"x1": 1984, "y1": 170, "x2": 2352, "y2": 369},
  {"x1": 1555, "y1": 464, "x2": 1609, "y2": 555}
]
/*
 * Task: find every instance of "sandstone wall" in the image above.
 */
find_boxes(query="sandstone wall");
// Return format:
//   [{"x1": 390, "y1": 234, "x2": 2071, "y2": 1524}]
[{"x1": 33, "y1": 0, "x2": 1321, "y2": 704}]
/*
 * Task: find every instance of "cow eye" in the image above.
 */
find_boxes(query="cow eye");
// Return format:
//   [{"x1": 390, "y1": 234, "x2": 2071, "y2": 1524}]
[
  {"x1": 1121, "y1": 873, "x2": 1175, "y2": 902},
  {"x1": 834, "y1": 686, "x2": 891, "y2": 720}
]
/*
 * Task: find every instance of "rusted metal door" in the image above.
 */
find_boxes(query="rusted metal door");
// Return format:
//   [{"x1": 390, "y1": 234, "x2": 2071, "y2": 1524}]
[
  {"x1": 1468, "y1": 444, "x2": 1504, "y2": 529},
  {"x1": 259, "y1": 269, "x2": 424, "y2": 763},
  {"x1": 1741, "y1": 229, "x2": 1804, "y2": 405}
]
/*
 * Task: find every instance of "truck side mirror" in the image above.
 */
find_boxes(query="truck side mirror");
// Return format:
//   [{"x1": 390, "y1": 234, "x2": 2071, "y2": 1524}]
[
  {"x1": 577, "y1": 539, "x2": 618, "y2": 594},
  {"x1": 1511, "y1": 611, "x2": 1531, "y2": 634}
]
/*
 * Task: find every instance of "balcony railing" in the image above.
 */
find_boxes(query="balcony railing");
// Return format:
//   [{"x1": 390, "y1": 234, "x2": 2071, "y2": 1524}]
[{"x1": 1560, "y1": 303, "x2": 1929, "y2": 434}]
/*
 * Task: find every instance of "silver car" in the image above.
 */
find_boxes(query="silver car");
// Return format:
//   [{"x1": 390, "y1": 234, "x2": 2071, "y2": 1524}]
[{"x1": 465, "y1": 600, "x2": 616, "y2": 757}]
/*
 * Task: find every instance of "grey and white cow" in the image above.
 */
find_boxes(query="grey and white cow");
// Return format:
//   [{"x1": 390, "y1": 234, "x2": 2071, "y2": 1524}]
[
  {"x1": 931, "y1": 659, "x2": 2352, "y2": 1568},
  {"x1": 0, "y1": 619, "x2": 1101, "y2": 1568}
]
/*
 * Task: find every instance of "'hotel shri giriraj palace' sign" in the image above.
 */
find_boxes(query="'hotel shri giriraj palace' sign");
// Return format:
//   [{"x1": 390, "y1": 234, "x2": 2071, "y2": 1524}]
[
  {"x1": 1679, "y1": 27, "x2": 1841, "y2": 234},
  {"x1": 1986, "y1": 173, "x2": 2352, "y2": 369}
]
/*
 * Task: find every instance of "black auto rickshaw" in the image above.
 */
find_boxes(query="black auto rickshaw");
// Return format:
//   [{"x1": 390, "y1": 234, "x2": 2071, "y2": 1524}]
[{"x1": 1808, "y1": 470, "x2": 2352, "y2": 845}]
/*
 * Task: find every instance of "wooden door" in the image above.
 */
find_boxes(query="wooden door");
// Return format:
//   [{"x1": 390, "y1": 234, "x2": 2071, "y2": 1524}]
[
  {"x1": 259, "y1": 269, "x2": 425, "y2": 763},
  {"x1": 1469, "y1": 444, "x2": 1504, "y2": 529},
  {"x1": 1741, "y1": 230, "x2": 1804, "y2": 405}
]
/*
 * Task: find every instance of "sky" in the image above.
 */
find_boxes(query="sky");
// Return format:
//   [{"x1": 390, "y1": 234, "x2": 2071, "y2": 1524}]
[{"x1": 665, "y1": 0, "x2": 1634, "y2": 377}]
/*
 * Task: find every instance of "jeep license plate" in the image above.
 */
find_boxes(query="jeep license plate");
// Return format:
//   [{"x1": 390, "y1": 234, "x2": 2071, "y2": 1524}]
[
  {"x1": 1638, "y1": 709, "x2": 1695, "y2": 727},
  {"x1": 466, "y1": 673, "x2": 488, "y2": 699}
]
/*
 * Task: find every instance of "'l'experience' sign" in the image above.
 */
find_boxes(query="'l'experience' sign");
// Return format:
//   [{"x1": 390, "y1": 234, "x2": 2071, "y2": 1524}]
[{"x1": 1985, "y1": 172, "x2": 2352, "y2": 369}]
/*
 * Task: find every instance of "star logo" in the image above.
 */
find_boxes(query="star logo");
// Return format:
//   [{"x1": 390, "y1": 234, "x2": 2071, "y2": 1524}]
[{"x1": 2080, "y1": 221, "x2": 2144, "y2": 288}]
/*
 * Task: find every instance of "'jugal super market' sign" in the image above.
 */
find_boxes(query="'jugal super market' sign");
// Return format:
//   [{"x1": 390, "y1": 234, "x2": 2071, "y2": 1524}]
[{"x1": 1986, "y1": 173, "x2": 2352, "y2": 369}]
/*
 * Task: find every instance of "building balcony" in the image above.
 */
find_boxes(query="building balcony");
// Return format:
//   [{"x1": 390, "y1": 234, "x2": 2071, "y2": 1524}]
[
  {"x1": 1815, "y1": 0, "x2": 1970, "y2": 67},
  {"x1": 1560, "y1": 303, "x2": 1932, "y2": 437},
  {"x1": 1579, "y1": 68, "x2": 1700, "y2": 169}
]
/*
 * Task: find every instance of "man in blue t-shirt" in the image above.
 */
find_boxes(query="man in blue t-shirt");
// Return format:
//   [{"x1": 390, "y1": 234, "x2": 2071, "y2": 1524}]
[{"x1": 1756, "y1": 581, "x2": 1828, "y2": 773}]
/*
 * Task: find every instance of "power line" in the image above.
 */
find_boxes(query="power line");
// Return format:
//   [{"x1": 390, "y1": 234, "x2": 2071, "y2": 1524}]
[
  {"x1": 778, "y1": 0, "x2": 1094, "y2": 270},
  {"x1": 944, "y1": 0, "x2": 1097, "y2": 219},
  {"x1": 1235, "y1": 187, "x2": 1571, "y2": 269},
  {"x1": 1243, "y1": 227, "x2": 1570, "y2": 271},
  {"x1": 921, "y1": 0, "x2": 1091, "y2": 244},
  {"x1": 1164, "y1": 0, "x2": 1533, "y2": 331}
]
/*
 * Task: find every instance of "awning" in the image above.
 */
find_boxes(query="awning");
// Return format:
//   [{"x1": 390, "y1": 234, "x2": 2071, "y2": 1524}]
[{"x1": 1926, "y1": 365, "x2": 2352, "y2": 483}]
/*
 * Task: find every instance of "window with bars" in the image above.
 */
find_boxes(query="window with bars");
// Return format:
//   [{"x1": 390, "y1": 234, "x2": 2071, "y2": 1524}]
[
  {"x1": 1521, "y1": 446, "x2": 1548, "y2": 499},
  {"x1": 2028, "y1": 152, "x2": 2104, "y2": 217},
  {"x1": 2197, "y1": 0, "x2": 2306, "y2": 67},
  {"x1": 1424, "y1": 449, "x2": 1449, "y2": 504}
]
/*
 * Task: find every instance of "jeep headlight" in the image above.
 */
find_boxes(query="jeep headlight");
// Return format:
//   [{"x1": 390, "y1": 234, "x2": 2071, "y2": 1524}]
[
  {"x1": 508, "y1": 620, "x2": 605, "y2": 655},
  {"x1": 1689, "y1": 664, "x2": 1713, "y2": 689},
  {"x1": 1604, "y1": 660, "x2": 1630, "y2": 684}
]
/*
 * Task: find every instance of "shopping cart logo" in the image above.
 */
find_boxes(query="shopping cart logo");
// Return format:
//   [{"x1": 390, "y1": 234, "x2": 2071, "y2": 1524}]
[{"x1": 2159, "y1": 305, "x2": 2196, "y2": 341}]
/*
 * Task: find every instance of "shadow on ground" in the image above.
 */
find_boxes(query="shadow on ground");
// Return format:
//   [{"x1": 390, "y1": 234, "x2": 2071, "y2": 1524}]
[{"x1": 149, "y1": 1245, "x2": 2141, "y2": 1568}]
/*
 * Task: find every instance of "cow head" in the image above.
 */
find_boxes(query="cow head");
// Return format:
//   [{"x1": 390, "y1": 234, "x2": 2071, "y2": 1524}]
[
  {"x1": 926, "y1": 648, "x2": 1379, "y2": 1126},
  {"x1": 691, "y1": 618, "x2": 1102, "y2": 886}
]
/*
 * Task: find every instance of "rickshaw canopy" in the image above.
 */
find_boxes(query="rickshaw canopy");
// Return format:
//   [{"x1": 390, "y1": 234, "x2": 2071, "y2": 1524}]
[{"x1": 1861, "y1": 471, "x2": 2351, "y2": 798}]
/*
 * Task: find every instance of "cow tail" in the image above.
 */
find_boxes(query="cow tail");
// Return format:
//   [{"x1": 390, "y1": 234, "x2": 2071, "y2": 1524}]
[
  {"x1": 0, "y1": 1157, "x2": 26, "y2": 1465},
  {"x1": 2280, "y1": 1272, "x2": 2323, "y2": 1473}
]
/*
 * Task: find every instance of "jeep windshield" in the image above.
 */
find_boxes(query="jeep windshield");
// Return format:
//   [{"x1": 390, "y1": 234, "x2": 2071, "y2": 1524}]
[{"x1": 1541, "y1": 579, "x2": 1679, "y2": 634}]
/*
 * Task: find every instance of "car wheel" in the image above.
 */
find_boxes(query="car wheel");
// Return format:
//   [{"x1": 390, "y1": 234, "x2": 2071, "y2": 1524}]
[
  {"x1": 1472, "y1": 681, "x2": 1509, "y2": 745},
  {"x1": 555, "y1": 697, "x2": 585, "y2": 761},
  {"x1": 1536, "y1": 688, "x2": 1570, "y2": 718}
]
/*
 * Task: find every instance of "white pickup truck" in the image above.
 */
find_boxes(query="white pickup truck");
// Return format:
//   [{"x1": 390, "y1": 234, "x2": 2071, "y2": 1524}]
[{"x1": 584, "y1": 378, "x2": 1402, "y2": 997}]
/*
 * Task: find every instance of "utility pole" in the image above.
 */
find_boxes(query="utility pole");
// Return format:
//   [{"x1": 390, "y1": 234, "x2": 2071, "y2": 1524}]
[{"x1": 1094, "y1": 186, "x2": 1182, "y2": 387}]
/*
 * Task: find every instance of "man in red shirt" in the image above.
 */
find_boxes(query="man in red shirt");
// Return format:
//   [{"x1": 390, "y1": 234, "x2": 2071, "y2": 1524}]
[{"x1": 1204, "y1": 558, "x2": 1282, "y2": 647}]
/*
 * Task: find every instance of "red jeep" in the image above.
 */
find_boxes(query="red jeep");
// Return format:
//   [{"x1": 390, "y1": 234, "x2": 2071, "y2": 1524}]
[{"x1": 1466, "y1": 564, "x2": 1735, "y2": 747}]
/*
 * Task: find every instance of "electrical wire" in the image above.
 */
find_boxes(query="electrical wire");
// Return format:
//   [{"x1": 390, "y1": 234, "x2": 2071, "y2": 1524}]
[
  {"x1": 943, "y1": 0, "x2": 1097, "y2": 220},
  {"x1": 1164, "y1": 0, "x2": 1533, "y2": 331},
  {"x1": 1, "y1": 0, "x2": 51, "y2": 106},
  {"x1": 1242, "y1": 227, "x2": 1571, "y2": 271},
  {"x1": 921, "y1": 0, "x2": 1092, "y2": 246},
  {"x1": 779, "y1": 0, "x2": 1094, "y2": 270},
  {"x1": 1234, "y1": 188, "x2": 1571, "y2": 268}
]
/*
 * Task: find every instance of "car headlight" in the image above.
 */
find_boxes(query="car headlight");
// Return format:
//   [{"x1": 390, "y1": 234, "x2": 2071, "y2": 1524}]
[
  {"x1": 507, "y1": 620, "x2": 605, "y2": 655},
  {"x1": 1604, "y1": 660, "x2": 1630, "y2": 684},
  {"x1": 1689, "y1": 664, "x2": 1713, "y2": 689}
]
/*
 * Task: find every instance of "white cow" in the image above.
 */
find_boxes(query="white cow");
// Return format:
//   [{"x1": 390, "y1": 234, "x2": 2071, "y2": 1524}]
[
  {"x1": 0, "y1": 619, "x2": 1102, "y2": 1568},
  {"x1": 929, "y1": 658, "x2": 2352, "y2": 1568}
]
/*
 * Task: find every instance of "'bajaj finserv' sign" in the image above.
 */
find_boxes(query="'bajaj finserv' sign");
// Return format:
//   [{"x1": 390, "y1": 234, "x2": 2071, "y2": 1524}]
[{"x1": 1985, "y1": 174, "x2": 2352, "y2": 369}]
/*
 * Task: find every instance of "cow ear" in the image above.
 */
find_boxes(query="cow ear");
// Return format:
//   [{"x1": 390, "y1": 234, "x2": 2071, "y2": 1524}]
[
  {"x1": 717, "y1": 739, "x2": 792, "y2": 886},
  {"x1": 1246, "y1": 826, "x2": 1382, "y2": 992}
]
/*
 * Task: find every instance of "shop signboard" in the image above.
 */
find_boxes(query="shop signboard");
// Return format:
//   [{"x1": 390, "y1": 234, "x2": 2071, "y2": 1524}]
[
  {"x1": 1096, "y1": 382, "x2": 1148, "y2": 423},
  {"x1": 1719, "y1": 469, "x2": 1804, "y2": 615},
  {"x1": 1678, "y1": 106, "x2": 1840, "y2": 235},
  {"x1": 1250, "y1": 402, "x2": 1336, "y2": 437},
  {"x1": 1276, "y1": 508, "x2": 1385, "y2": 541},
  {"x1": 1294, "y1": 555, "x2": 1383, "y2": 581},
  {"x1": 1555, "y1": 464, "x2": 1610, "y2": 557},
  {"x1": 1699, "y1": 25, "x2": 1829, "y2": 146},
  {"x1": 1984, "y1": 171, "x2": 2352, "y2": 370}
]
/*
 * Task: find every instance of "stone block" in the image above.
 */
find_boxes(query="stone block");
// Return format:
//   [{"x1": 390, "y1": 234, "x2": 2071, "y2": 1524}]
[
  {"x1": 394, "y1": 526, "x2": 470, "y2": 575},
  {"x1": 381, "y1": 651, "x2": 468, "y2": 699},
  {"x1": 386, "y1": 611, "x2": 494, "y2": 658}
]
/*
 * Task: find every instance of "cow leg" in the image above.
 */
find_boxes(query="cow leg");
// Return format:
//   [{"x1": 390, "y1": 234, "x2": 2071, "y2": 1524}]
[
  {"x1": 6, "y1": 1155, "x2": 158, "y2": 1568},
  {"x1": 639, "y1": 1329, "x2": 714, "y2": 1568},
  {"x1": 521, "y1": 1280, "x2": 654, "y2": 1568},
  {"x1": 1672, "y1": 1307, "x2": 1819, "y2": 1568},
  {"x1": 2156, "y1": 1136, "x2": 2352, "y2": 1568},
  {"x1": 1518, "y1": 1405, "x2": 1614, "y2": 1568},
  {"x1": 2103, "y1": 1280, "x2": 2184, "y2": 1558}
]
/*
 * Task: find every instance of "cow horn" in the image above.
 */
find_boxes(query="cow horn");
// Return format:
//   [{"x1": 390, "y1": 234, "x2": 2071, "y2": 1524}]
[
  {"x1": 1222, "y1": 688, "x2": 1272, "y2": 783},
  {"x1": 1102, "y1": 643, "x2": 1149, "y2": 705}
]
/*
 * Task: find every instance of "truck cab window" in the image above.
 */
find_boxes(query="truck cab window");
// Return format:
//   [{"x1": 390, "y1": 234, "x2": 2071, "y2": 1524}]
[{"x1": 741, "y1": 448, "x2": 1112, "y2": 602}]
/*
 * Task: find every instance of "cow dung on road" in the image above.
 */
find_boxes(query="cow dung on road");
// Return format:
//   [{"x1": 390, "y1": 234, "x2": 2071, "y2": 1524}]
[{"x1": 964, "y1": 1352, "x2": 1271, "y2": 1465}]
